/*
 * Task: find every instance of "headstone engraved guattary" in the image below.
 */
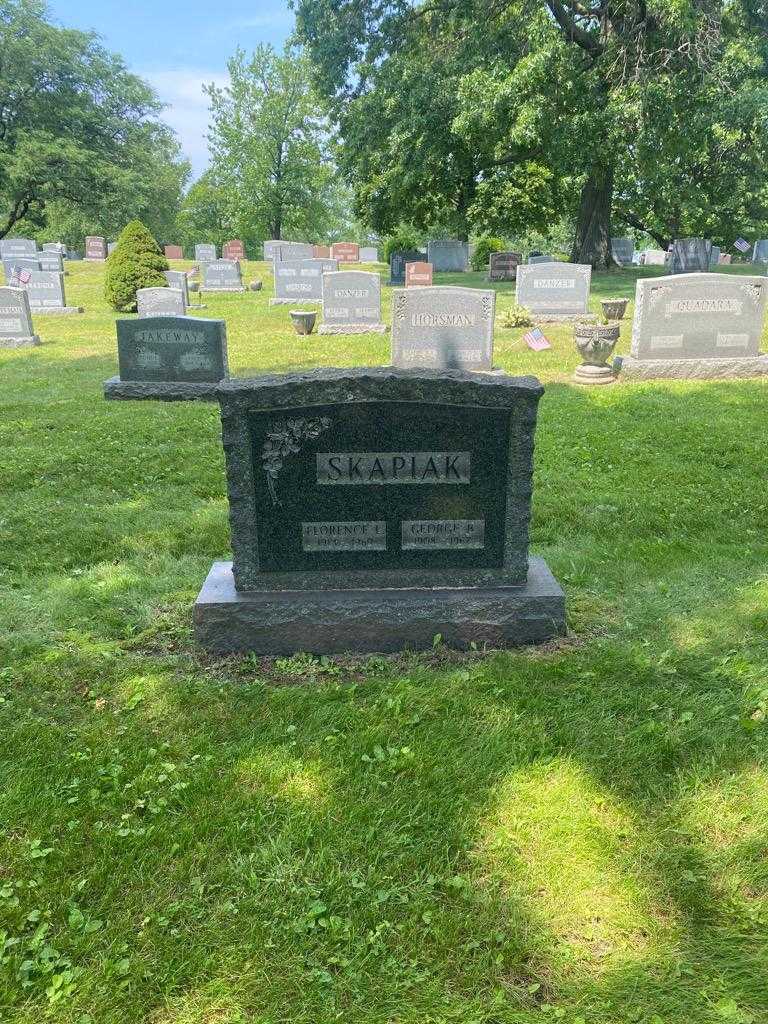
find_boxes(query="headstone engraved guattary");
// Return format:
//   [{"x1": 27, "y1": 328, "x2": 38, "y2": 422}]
[
  {"x1": 193, "y1": 367, "x2": 565, "y2": 653},
  {"x1": 389, "y1": 250, "x2": 426, "y2": 286},
  {"x1": 391, "y1": 286, "x2": 495, "y2": 371},
  {"x1": 0, "y1": 287, "x2": 40, "y2": 347},
  {"x1": 271, "y1": 258, "x2": 338, "y2": 305},
  {"x1": 617, "y1": 273, "x2": 768, "y2": 379},
  {"x1": 104, "y1": 316, "x2": 229, "y2": 401},
  {"x1": 137, "y1": 287, "x2": 186, "y2": 318},
  {"x1": 516, "y1": 262, "x2": 593, "y2": 319},
  {"x1": 25, "y1": 271, "x2": 83, "y2": 314},
  {"x1": 318, "y1": 270, "x2": 386, "y2": 334},
  {"x1": 427, "y1": 239, "x2": 468, "y2": 272}
]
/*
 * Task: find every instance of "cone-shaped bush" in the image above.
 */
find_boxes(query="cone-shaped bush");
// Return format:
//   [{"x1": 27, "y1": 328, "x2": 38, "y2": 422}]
[{"x1": 104, "y1": 220, "x2": 169, "y2": 312}]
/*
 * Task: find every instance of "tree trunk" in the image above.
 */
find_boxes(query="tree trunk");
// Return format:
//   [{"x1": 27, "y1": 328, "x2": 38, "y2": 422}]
[{"x1": 571, "y1": 165, "x2": 614, "y2": 270}]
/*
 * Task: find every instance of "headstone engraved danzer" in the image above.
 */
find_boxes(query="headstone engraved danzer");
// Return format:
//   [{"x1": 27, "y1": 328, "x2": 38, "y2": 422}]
[
  {"x1": 318, "y1": 270, "x2": 387, "y2": 333},
  {"x1": 104, "y1": 315, "x2": 229, "y2": 401},
  {"x1": 516, "y1": 262, "x2": 593, "y2": 320},
  {"x1": 194, "y1": 367, "x2": 565, "y2": 653}
]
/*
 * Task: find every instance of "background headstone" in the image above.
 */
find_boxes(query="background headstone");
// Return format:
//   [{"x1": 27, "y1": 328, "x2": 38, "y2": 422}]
[
  {"x1": 202, "y1": 259, "x2": 245, "y2": 292},
  {"x1": 359, "y1": 246, "x2": 379, "y2": 262},
  {"x1": 271, "y1": 258, "x2": 338, "y2": 305},
  {"x1": 405, "y1": 261, "x2": 433, "y2": 287},
  {"x1": 528, "y1": 254, "x2": 553, "y2": 265},
  {"x1": 391, "y1": 286, "x2": 495, "y2": 370},
  {"x1": 165, "y1": 245, "x2": 184, "y2": 260},
  {"x1": 222, "y1": 239, "x2": 246, "y2": 261},
  {"x1": 709, "y1": 245, "x2": 721, "y2": 267},
  {"x1": 137, "y1": 287, "x2": 186, "y2": 318},
  {"x1": 427, "y1": 239, "x2": 468, "y2": 272},
  {"x1": 389, "y1": 250, "x2": 427, "y2": 286},
  {"x1": 85, "y1": 236, "x2": 107, "y2": 260},
  {"x1": 718, "y1": 253, "x2": 732, "y2": 265},
  {"x1": 1, "y1": 239, "x2": 37, "y2": 259},
  {"x1": 114, "y1": 316, "x2": 228, "y2": 383},
  {"x1": 4, "y1": 257, "x2": 41, "y2": 280},
  {"x1": 516, "y1": 262, "x2": 592, "y2": 319},
  {"x1": 164, "y1": 270, "x2": 191, "y2": 307},
  {"x1": 38, "y1": 252, "x2": 64, "y2": 273},
  {"x1": 611, "y1": 238, "x2": 634, "y2": 265},
  {"x1": 195, "y1": 243, "x2": 217, "y2": 263},
  {"x1": 752, "y1": 240, "x2": 768, "y2": 263},
  {"x1": 671, "y1": 238, "x2": 711, "y2": 274},
  {"x1": 330, "y1": 242, "x2": 360, "y2": 263},
  {"x1": 0, "y1": 286, "x2": 40, "y2": 347},
  {"x1": 276, "y1": 242, "x2": 314, "y2": 262},
  {"x1": 25, "y1": 270, "x2": 82, "y2": 314},
  {"x1": 489, "y1": 251, "x2": 522, "y2": 282},
  {"x1": 319, "y1": 270, "x2": 386, "y2": 333},
  {"x1": 618, "y1": 273, "x2": 768, "y2": 379},
  {"x1": 642, "y1": 249, "x2": 668, "y2": 266},
  {"x1": 263, "y1": 240, "x2": 282, "y2": 261},
  {"x1": 313, "y1": 244, "x2": 331, "y2": 258},
  {"x1": 42, "y1": 242, "x2": 66, "y2": 255}
]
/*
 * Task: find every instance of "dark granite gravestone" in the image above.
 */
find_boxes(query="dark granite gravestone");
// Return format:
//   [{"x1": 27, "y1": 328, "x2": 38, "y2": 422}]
[
  {"x1": 1, "y1": 239, "x2": 37, "y2": 259},
  {"x1": 516, "y1": 262, "x2": 593, "y2": 320},
  {"x1": 202, "y1": 259, "x2": 245, "y2": 292},
  {"x1": 0, "y1": 287, "x2": 40, "y2": 347},
  {"x1": 38, "y1": 252, "x2": 64, "y2": 273},
  {"x1": 195, "y1": 243, "x2": 217, "y2": 263},
  {"x1": 616, "y1": 273, "x2": 768, "y2": 379},
  {"x1": 137, "y1": 287, "x2": 186, "y2": 318},
  {"x1": 330, "y1": 242, "x2": 360, "y2": 263},
  {"x1": 671, "y1": 238, "x2": 711, "y2": 274},
  {"x1": 85, "y1": 236, "x2": 107, "y2": 260},
  {"x1": 104, "y1": 315, "x2": 229, "y2": 401},
  {"x1": 319, "y1": 270, "x2": 386, "y2": 333},
  {"x1": 611, "y1": 238, "x2": 634, "y2": 265},
  {"x1": 194, "y1": 367, "x2": 565, "y2": 653},
  {"x1": 389, "y1": 250, "x2": 427, "y2": 286},
  {"x1": 165, "y1": 245, "x2": 184, "y2": 260},
  {"x1": 25, "y1": 271, "x2": 82, "y2": 314},
  {"x1": 391, "y1": 286, "x2": 495, "y2": 371},
  {"x1": 489, "y1": 251, "x2": 522, "y2": 282},
  {"x1": 271, "y1": 258, "x2": 338, "y2": 305},
  {"x1": 405, "y1": 261, "x2": 433, "y2": 287},
  {"x1": 427, "y1": 239, "x2": 468, "y2": 272}
]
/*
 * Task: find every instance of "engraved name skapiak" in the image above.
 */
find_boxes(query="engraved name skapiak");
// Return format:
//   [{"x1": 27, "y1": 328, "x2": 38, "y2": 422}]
[{"x1": 317, "y1": 451, "x2": 470, "y2": 485}]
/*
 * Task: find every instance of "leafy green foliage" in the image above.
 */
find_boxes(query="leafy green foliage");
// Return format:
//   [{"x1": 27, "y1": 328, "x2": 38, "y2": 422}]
[
  {"x1": 382, "y1": 227, "x2": 424, "y2": 264},
  {"x1": 0, "y1": 0, "x2": 189, "y2": 244},
  {"x1": 470, "y1": 236, "x2": 507, "y2": 271},
  {"x1": 104, "y1": 220, "x2": 168, "y2": 312}
]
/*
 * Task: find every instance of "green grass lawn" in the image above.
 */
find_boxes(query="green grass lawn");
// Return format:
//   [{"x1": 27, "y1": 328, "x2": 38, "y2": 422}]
[{"x1": 1, "y1": 260, "x2": 768, "y2": 1024}]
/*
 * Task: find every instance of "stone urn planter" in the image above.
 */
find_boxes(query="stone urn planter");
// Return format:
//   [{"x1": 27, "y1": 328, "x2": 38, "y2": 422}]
[
  {"x1": 573, "y1": 323, "x2": 620, "y2": 385},
  {"x1": 290, "y1": 310, "x2": 317, "y2": 336},
  {"x1": 250, "y1": 280, "x2": 263, "y2": 291},
  {"x1": 601, "y1": 297, "x2": 628, "y2": 321}
]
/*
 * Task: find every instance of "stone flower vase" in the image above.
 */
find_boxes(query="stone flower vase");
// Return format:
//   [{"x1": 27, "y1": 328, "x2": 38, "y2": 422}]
[
  {"x1": 250, "y1": 280, "x2": 263, "y2": 291},
  {"x1": 573, "y1": 323, "x2": 620, "y2": 385},
  {"x1": 601, "y1": 297, "x2": 628, "y2": 321},
  {"x1": 290, "y1": 310, "x2": 317, "y2": 336}
]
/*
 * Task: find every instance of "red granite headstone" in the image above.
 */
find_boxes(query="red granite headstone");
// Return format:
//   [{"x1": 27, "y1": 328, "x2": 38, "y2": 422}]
[
  {"x1": 85, "y1": 236, "x2": 107, "y2": 260},
  {"x1": 222, "y1": 240, "x2": 246, "y2": 261},
  {"x1": 313, "y1": 244, "x2": 331, "y2": 258},
  {"x1": 164, "y1": 245, "x2": 184, "y2": 260},
  {"x1": 405, "y1": 261, "x2": 433, "y2": 287},
  {"x1": 330, "y1": 242, "x2": 360, "y2": 263},
  {"x1": 489, "y1": 251, "x2": 522, "y2": 282}
]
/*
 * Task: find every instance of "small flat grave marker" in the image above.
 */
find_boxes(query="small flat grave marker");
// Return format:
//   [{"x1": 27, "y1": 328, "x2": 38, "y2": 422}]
[
  {"x1": 391, "y1": 286, "x2": 495, "y2": 370},
  {"x1": 405, "y1": 261, "x2": 433, "y2": 287},
  {"x1": 0, "y1": 286, "x2": 40, "y2": 347},
  {"x1": 319, "y1": 270, "x2": 386, "y2": 333}
]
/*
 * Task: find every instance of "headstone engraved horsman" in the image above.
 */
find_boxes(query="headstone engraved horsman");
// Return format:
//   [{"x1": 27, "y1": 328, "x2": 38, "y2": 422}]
[
  {"x1": 271, "y1": 258, "x2": 338, "y2": 305},
  {"x1": 391, "y1": 286, "x2": 495, "y2": 371},
  {"x1": 0, "y1": 287, "x2": 40, "y2": 347},
  {"x1": 25, "y1": 271, "x2": 83, "y2": 314},
  {"x1": 136, "y1": 287, "x2": 186, "y2": 318},
  {"x1": 319, "y1": 270, "x2": 387, "y2": 334},
  {"x1": 427, "y1": 239, "x2": 468, "y2": 272},
  {"x1": 193, "y1": 367, "x2": 565, "y2": 653},
  {"x1": 202, "y1": 259, "x2": 245, "y2": 292},
  {"x1": 104, "y1": 315, "x2": 229, "y2": 401},
  {"x1": 616, "y1": 273, "x2": 768, "y2": 380},
  {"x1": 516, "y1": 262, "x2": 593, "y2": 320}
]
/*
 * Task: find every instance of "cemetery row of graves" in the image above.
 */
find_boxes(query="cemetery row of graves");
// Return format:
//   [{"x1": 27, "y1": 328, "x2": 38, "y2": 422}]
[{"x1": 2, "y1": 233, "x2": 768, "y2": 1022}]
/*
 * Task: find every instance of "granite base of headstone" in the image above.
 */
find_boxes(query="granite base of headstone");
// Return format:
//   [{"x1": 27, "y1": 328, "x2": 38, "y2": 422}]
[
  {"x1": 0, "y1": 287, "x2": 40, "y2": 347},
  {"x1": 193, "y1": 367, "x2": 566, "y2": 654},
  {"x1": 616, "y1": 273, "x2": 768, "y2": 380},
  {"x1": 104, "y1": 315, "x2": 228, "y2": 401}
]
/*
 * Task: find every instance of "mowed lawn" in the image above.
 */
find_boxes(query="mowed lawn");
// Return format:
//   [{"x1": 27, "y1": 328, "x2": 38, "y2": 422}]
[{"x1": 1, "y1": 259, "x2": 768, "y2": 1024}]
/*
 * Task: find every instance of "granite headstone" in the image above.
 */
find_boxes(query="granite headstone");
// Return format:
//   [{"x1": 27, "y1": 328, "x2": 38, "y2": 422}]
[
  {"x1": 25, "y1": 271, "x2": 82, "y2": 314},
  {"x1": 389, "y1": 250, "x2": 427, "y2": 286},
  {"x1": 195, "y1": 243, "x2": 217, "y2": 263},
  {"x1": 359, "y1": 246, "x2": 379, "y2": 262},
  {"x1": 516, "y1": 262, "x2": 592, "y2": 319},
  {"x1": 165, "y1": 245, "x2": 184, "y2": 260},
  {"x1": 164, "y1": 270, "x2": 191, "y2": 307},
  {"x1": 0, "y1": 287, "x2": 40, "y2": 347},
  {"x1": 753, "y1": 240, "x2": 768, "y2": 263},
  {"x1": 277, "y1": 242, "x2": 314, "y2": 262},
  {"x1": 489, "y1": 251, "x2": 522, "y2": 282},
  {"x1": 391, "y1": 286, "x2": 495, "y2": 370},
  {"x1": 611, "y1": 238, "x2": 634, "y2": 265},
  {"x1": 528, "y1": 254, "x2": 553, "y2": 265},
  {"x1": 331, "y1": 242, "x2": 360, "y2": 264},
  {"x1": 1, "y1": 239, "x2": 37, "y2": 259},
  {"x1": 85, "y1": 236, "x2": 107, "y2": 260},
  {"x1": 137, "y1": 287, "x2": 186, "y2": 318},
  {"x1": 38, "y1": 252, "x2": 64, "y2": 273},
  {"x1": 427, "y1": 240, "x2": 468, "y2": 273},
  {"x1": 202, "y1": 259, "x2": 245, "y2": 292},
  {"x1": 271, "y1": 258, "x2": 338, "y2": 305},
  {"x1": 405, "y1": 261, "x2": 433, "y2": 287},
  {"x1": 671, "y1": 238, "x2": 711, "y2": 274},
  {"x1": 222, "y1": 239, "x2": 245, "y2": 261},
  {"x1": 313, "y1": 245, "x2": 331, "y2": 258},
  {"x1": 319, "y1": 271, "x2": 386, "y2": 334}
]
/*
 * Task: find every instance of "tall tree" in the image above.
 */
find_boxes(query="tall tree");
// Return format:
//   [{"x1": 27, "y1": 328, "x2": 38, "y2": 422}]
[
  {"x1": 204, "y1": 45, "x2": 339, "y2": 241},
  {"x1": 0, "y1": 0, "x2": 188, "y2": 240}
]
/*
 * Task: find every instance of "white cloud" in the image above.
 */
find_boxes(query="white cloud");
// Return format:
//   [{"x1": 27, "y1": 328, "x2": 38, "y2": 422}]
[{"x1": 140, "y1": 68, "x2": 230, "y2": 179}]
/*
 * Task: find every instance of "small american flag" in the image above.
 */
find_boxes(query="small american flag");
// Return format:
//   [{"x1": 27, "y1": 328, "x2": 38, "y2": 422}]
[
  {"x1": 735, "y1": 238, "x2": 750, "y2": 253},
  {"x1": 12, "y1": 267, "x2": 32, "y2": 285},
  {"x1": 524, "y1": 327, "x2": 551, "y2": 351}
]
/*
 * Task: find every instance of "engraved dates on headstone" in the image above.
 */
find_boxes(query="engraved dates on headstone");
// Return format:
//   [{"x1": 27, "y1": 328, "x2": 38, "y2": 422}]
[
  {"x1": 202, "y1": 259, "x2": 244, "y2": 291},
  {"x1": 115, "y1": 316, "x2": 228, "y2": 382},
  {"x1": 25, "y1": 271, "x2": 82, "y2": 314},
  {"x1": 222, "y1": 239, "x2": 245, "y2": 261},
  {"x1": 85, "y1": 236, "x2": 107, "y2": 260},
  {"x1": 391, "y1": 286, "x2": 495, "y2": 370}
]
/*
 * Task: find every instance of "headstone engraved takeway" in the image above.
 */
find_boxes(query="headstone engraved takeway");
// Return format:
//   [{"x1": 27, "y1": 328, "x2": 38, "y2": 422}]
[
  {"x1": 516, "y1": 262, "x2": 592, "y2": 319},
  {"x1": 0, "y1": 286, "x2": 40, "y2": 347},
  {"x1": 193, "y1": 368, "x2": 565, "y2": 653},
  {"x1": 617, "y1": 273, "x2": 768, "y2": 379},
  {"x1": 104, "y1": 315, "x2": 229, "y2": 400},
  {"x1": 391, "y1": 286, "x2": 495, "y2": 371},
  {"x1": 271, "y1": 257, "x2": 338, "y2": 305},
  {"x1": 318, "y1": 270, "x2": 386, "y2": 333}
]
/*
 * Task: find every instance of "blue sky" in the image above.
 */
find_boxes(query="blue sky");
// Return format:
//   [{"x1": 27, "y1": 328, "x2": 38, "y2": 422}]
[{"x1": 48, "y1": 1, "x2": 296, "y2": 178}]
